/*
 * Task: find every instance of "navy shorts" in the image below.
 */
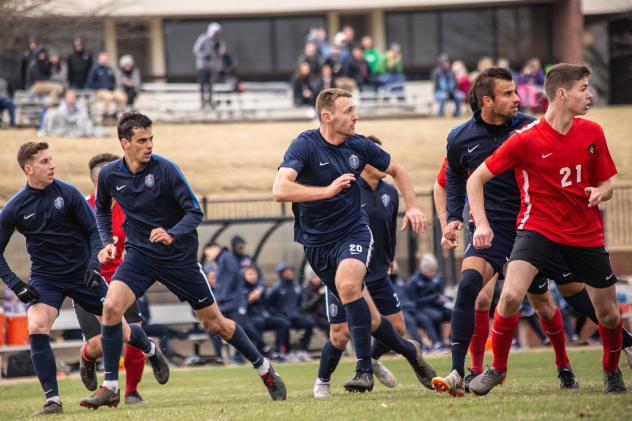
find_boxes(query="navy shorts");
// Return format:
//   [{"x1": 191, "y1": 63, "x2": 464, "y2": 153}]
[
  {"x1": 304, "y1": 224, "x2": 373, "y2": 298},
  {"x1": 465, "y1": 221, "x2": 515, "y2": 275},
  {"x1": 326, "y1": 277, "x2": 401, "y2": 324},
  {"x1": 113, "y1": 249, "x2": 216, "y2": 310},
  {"x1": 28, "y1": 275, "x2": 107, "y2": 316}
]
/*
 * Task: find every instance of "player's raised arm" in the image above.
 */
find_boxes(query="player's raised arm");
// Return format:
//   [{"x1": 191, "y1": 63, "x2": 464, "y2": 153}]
[
  {"x1": 272, "y1": 166, "x2": 354, "y2": 203},
  {"x1": 384, "y1": 157, "x2": 426, "y2": 233},
  {"x1": 466, "y1": 163, "x2": 495, "y2": 249}
]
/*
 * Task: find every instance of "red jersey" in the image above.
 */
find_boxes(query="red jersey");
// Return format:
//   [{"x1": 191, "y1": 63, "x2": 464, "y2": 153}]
[
  {"x1": 86, "y1": 193, "x2": 125, "y2": 282},
  {"x1": 436, "y1": 157, "x2": 448, "y2": 188},
  {"x1": 485, "y1": 117, "x2": 617, "y2": 247}
]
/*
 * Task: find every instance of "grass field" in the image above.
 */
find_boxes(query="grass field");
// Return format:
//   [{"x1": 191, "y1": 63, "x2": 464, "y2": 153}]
[
  {"x1": 0, "y1": 348, "x2": 630, "y2": 420},
  {"x1": 1, "y1": 106, "x2": 631, "y2": 205}
]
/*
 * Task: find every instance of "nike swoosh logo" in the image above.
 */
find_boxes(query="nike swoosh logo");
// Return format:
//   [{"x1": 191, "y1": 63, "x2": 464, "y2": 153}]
[
  {"x1": 451, "y1": 342, "x2": 459, "y2": 346},
  {"x1": 24, "y1": 213, "x2": 35, "y2": 220},
  {"x1": 116, "y1": 185, "x2": 127, "y2": 191},
  {"x1": 606, "y1": 273, "x2": 614, "y2": 280},
  {"x1": 319, "y1": 162, "x2": 329, "y2": 166},
  {"x1": 361, "y1": 204, "x2": 367, "y2": 207},
  {"x1": 538, "y1": 282, "x2": 547, "y2": 288},
  {"x1": 198, "y1": 297, "x2": 208, "y2": 302},
  {"x1": 562, "y1": 272, "x2": 572, "y2": 278},
  {"x1": 541, "y1": 153, "x2": 553, "y2": 158},
  {"x1": 467, "y1": 144, "x2": 480, "y2": 153}
]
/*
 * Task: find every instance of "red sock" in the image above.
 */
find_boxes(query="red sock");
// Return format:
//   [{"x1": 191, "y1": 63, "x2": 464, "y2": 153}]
[
  {"x1": 82, "y1": 342, "x2": 97, "y2": 361},
  {"x1": 124, "y1": 344, "x2": 146, "y2": 395},
  {"x1": 598, "y1": 320, "x2": 622, "y2": 372},
  {"x1": 469, "y1": 310, "x2": 489, "y2": 374},
  {"x1": 540, "y1": 308, "x2": 570, "y2": 369},
  {"x1": 491, "y1": 310, "x2": 520, "y2": 373}
]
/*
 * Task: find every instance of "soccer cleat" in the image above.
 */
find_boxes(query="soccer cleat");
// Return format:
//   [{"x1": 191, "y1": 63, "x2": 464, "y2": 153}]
[
  {"x1": 260, "y1": 362, "x2": 287, "y2": 401},
  {"x1": 372, "y1": 359, "x2": 397, "y2": 388},
  {"x1": 468, "y1": 367, "x2": 507, "y2": 396},
  {"x1": 124, "y1": 391, "x2": 145, "y2": 405},
  {"x1": 33, "y1": 401, "x2": 63, "y2": 416},
  {"x1": 557, "y1": 367, "x2": 579, "y2": 389},
  {"x1": 464, "y1": 369, "x2": 481, "y2": 394},
  {"x1": 313, "y1": 379, "x2": 331, "y2": 398},
  {"x1": 80, "y1": 386, "x2": 120, "y2": 409},
  {"x1": 603, "y1": 368, "x2": 626, "y2": 394},
  {"x1": 623, "y1": 346, "x2": 632, "y2": 369},
  {"x1": 431, "y1": 369, "x2": 465, "y2": 397},
  {"x1": 79, "y1": 346, "x2": 98, "y2": 391},
  {"x1": 407, "y1": 340, "x2": 437, "y2": 390},
  {"x1": 343, "y1": 370, "x2": 374, "y2": 393},
  {"x1": 148, "y1": 341, "x2": 170, "y2": 385}
]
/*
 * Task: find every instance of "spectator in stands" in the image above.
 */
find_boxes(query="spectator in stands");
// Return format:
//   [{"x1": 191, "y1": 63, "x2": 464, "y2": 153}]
[
  {"x1": 49, "y1": 51, "x2": 68, "y2": 90},
  {"x1": 306, "y1": 25, "x2": 331, "y2": 59},
  {"x1": 342, "y1": 25, "x2": 357, "y2": 55},
  {"x1": 118, "y1": 54, "x2": 141, "y2": 110},
  {"x1": 67, "y1": 38, "x2": 93, "y2": 89},
  {"x1": 469, "y1": 56, "x2": 495, "y2": 83},
  {"x1": 333, "y1": 31, "x2": 350, "y2": 63},
  {"x1": 193, "y1": 22, "x2": 225, "y2": 109},
  {"x1": 201, "y1": 241, "x2": 222, "y2": 274},
  {"x1": 0, "y1": 77, "x2": 16, "y2": 128},
  {"x1": 433, "y1": 53, "x2": 464, "y2": 117},
  {"x1": 344, "y1": 45, "x2": 371, "y2": 91},
  {"x1": 451, "y1": 60, "x2": 471, "y2": 105},
  {"x1": 313, "y1": 64, "x2": 336, "y2": 94},
  {"x1": 87, "y1": 52, "x2": 127, "y2": 122},
  {"x1": 323, "y1": 46, "x2": 346, "y2": 80},
  {"x1": 42, "y1": 89, "x2": 95, "y2": 137},
  {"x1": 517, "y1": 57, "x2": 545, "y2": 112},
  {"x1": 267, "y1": 263, "x2": 314, "y2": 362},
  {"x1": 218, "y1": 44, "x2": 240, "y2": 91},
  {"x1": 298, "y1": 41, "x2": 321, "y2": 77},
  {"x1": 375, "y1": 42, "x2": 405, "y2": 90},
  {"x1": 292, "y1": 62, "x2": 317, "y2": 106},
  {"x1": 361, "y1": 35, "x2": 380, "y2": 76},
  {"x1": 28, "y1": 48, "x2": 64, "y2": 103},
  {"x1": 20, "y1": 38, "x2": 39, "y2": 89},
  {"x1": 301, "y1": 264, "x2": 329, "y2": 335},
  {"x1": 230, "y1": 235, "x2": 257, "y2": 269}
]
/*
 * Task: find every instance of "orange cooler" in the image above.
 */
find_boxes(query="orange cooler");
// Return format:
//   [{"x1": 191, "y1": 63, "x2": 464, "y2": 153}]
[
  {"x1": 6, "y1": 313, "x2": 29, "y2": 345},
  {"x1": 0, "y1": 310, "x2": 5, "y2": 345}
]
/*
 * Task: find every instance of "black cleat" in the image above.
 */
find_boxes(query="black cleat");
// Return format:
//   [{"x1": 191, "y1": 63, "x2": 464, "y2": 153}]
[
  {"x1": 260, "y1": 361, "x2": 287, "y2": 401},
  {"x1": 558, "y1": 367, "x2": 579, "y2": 389},
  {"x1": 603, "y1": 368, "x2": 626, "y2": 394},
  {"x1": 464, "y1": 369, "x2": 481, "y2": 394},
  {"x1": 33, "y1": 401, "x2": 63, "y2": 416},
  {"x1": 124, "y1": 390, "x2": 145, "y2": 405},
  {"x1": 80, "y1": 386, "x2": 120, "y2": 409},
  {"x1": 148, "y1": 341, "x2": 170, "y2": 385},
  {"x1": 408, "y1": 340, "x2": 437, "y2": 390},
  {"x1": 343, "y1": 371, "x2": 374, "y2": 393},
  {"x1": 80, "y1": 347, "x2": 98, "y2": 391}
]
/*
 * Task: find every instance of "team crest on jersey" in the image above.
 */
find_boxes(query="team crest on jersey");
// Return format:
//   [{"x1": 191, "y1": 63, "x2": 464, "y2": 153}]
[
  {"x1": 145, "y1": 173, "x2": 155, "y2": 188},
  {"x1": 588, "y1": 144, "x2": 596, "y2": 154},
  {"x1": 53, "y1": 196, "x2": 64, "y2": 210},
  {"x1": 329, "y1": 302, "x2": 339, "y2": 318},
  {"x1": 348, "y1": 154, "x2": 360, "y2": 170},
  {"x1": 381, "y1": 194, "x2": 390, "y2": 207}
]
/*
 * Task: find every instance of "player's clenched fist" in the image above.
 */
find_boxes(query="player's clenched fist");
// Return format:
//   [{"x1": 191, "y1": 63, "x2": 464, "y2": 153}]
[
  {"x1": 442, "y1": 220, "x2": 463, "y2": 250},
  {"x1": 150, "y1": 227, "x2": 174, "y2": 245},
  {"x1": 401, "y1": 207, "x2": 426, "y2": 233},
  {"x1": 98, "y1": 243, "x2": 117, "y2": 264},
  {"x1": 326, "y1": 173, "x2": 355, "y2": 198},
  {"x1": 473, "y1": 224, "x2": 494, "y2": 249}
]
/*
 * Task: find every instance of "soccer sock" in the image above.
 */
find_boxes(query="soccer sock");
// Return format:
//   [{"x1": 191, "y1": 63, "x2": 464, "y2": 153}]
[
  {"x1": 370, "y1": 339, "x2": 391, "y2": 360},
  {"x1": 30, "y1": 334, "x2": 58, "y2": 400},
  {"x1": 469, "y1": 309, "x2": 489, "y2": 374},
  {"x1": 128, "y1": 324, "x2": 153, "y2": 354},
  {"x1": 490, "y1": 310, "x2": 520, "y2": 373},
  {"x1": 227, "y1": 323, "x2": 265, "y2": 369},
  {"x1": 371, "y1": 317, "x2": 416, "y2": 362},
  {"x1": 598, "y1": 320, "x2": 622, "y2": 372},
  {"x1": 123, "y1": 344, "x2": 146, "y2": 395},
  {"x1": 344, "y1": 297, "x2": 373, "y2": 372},
  {"x1": 540, "y1": 308, "x2": 570, "y2": 369},
  {"x1": 317, "y1": 340, "x2": 344, "y2": 382},
  {"x1": 102, "y1": 323, "x2": 124, "y2": 384},
  {"x1": 451, "y1": 269, "x2": 483, "y2": 377}
]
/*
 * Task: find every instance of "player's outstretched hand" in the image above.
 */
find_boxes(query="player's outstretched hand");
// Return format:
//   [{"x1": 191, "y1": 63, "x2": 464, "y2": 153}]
[
  {"x1": 84, "y1": 266, "x2": 105, "y2": 291},
  {"x1": 326, "y1": 173, "x2": 355, "y2": 198},
  {"x1": 585, "y1": 187, "x2": 602, "y2": 208},
  {"x1": 442, "y1": 220, "x2": 463, "y2": 250},
  {"x1": 473, "y1": 224, "x2": 493, "y2": 249},
  {"x1": 401, "y1": 208, "x2": 426, "y2": 233},
  {"x1": 150, "y1": 227, "x2": 174, "y2": 245},
  {"x1": 10, "y1": 280, "x2": 40, "y2": 304}
]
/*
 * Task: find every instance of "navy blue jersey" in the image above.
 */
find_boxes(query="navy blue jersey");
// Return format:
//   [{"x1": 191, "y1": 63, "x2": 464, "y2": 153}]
[
  {"x1": 359, "y1": 178, "x2": 398, "y2": 283},
  {"x1": 0, "y1": 180, "x2": 101, "y2": 288},
  {"x1": 95, "y1": 154, "x2": 202, "y2": 264},
  {"x1": 267, "y1": 278, "x2": 303, "y2": 319},
  {"x1": 280, "y1": 129, "x2": 391, "y2": 247},
  {"x1": 446, "y1": 111, "x2": 536, "y2": 226},
  {"x1": 215, "y1": 251, "x2": 247, "y2": 314}
]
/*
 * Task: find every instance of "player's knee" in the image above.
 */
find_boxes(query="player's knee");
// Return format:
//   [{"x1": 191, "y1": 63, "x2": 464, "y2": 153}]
[
  {"x1": 102, "y1": 298, "x2": 125, "y2": 320},
  {"x1": 499, "y1": 290, "x2": 523, "y2": 312},
  {"x1": 458, "y1": 270, "x2": 484, "y2": 299},
  {"x1": 475, "y1": 292, "x2": 492, "y2": 310},
  {"x1": 337, "y1": 279, "x2": 361, "y2": 301},
  {"x1": 596, "y1": 305, "x2": 621, "y2": 328},
  {"x1": 202, "y1": 316, "x2": 223, "y2": 335},
  {"x1": 330, "y1": 325, "x2": 350, "y2": 349},
  {"x1": 28, "y1": 320, "x2": 49, "y2": 335}
]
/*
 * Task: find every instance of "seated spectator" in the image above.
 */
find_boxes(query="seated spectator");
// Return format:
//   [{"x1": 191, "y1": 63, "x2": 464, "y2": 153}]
[
  {"x1": 375, "y1": 43, "x2": 406, "y2": 90},
  {"x1": 67, "y1": 38, "x2": 93, "y2": 89},
  {"x1": 49, "y1": 52, "x2": 68, "y2": 89},
  {"x1": 469, "y1": 56, "x2": 495, "y2": 83},
  {"x1": 292, "y1": 62, "x2": 317, "y2": 106},
  {"x1": 21, "y1": 38, "x2": 39, "y2": 90},
  {"x1": 43, "y1": 89, "x2": 95, "y2": 137},
  {"x1": 267, "y1": 263, "x2": 314, "y2": 361},
  {"x1": 333, "y1": 31, "x2": 350, "y2": 64},
  {"x1": 301, "y1": 265, "x2": 329, "y2": 335},
  {"x1": 314, "y1": 64, "x2": 336, "y2": 94},
  {"x1": 344, "y1": 45, "x2": 371, "y2": 91},
  {"x1": 433, "y1": 53, "x2": 464, "y2": 117},
  {"x1": 361, "y1": 35, "x2": 381, "y2": 76},
  {"x1": 118, "y1": 54, "x2": 141, "y2": 110},
  {"x1": 28, "y1": 48, "x2": 64, "y2": 103},
  {"x1": 230, "y1": 235, "x2": 256, "y2": 269},
  {"x1": 451, "y1": 60, "x2": 471, "y2": 104},
  {"x1": 0, "y1": 77, "x2": 16, "y2": 128},
  {"x1": 517, "y1": 57, "x2": 545, "y2": 112},
  {"x1": 342, "y1": 25, "x2": 357, "y2": 56},
  {"x1": 297, "y1": 41, "x2": 321, "y2": 77},
  {"x1": 306, "y1": 25, "x2": 331, "y2": 59},
  {"x1": 87, "y1": 52, "x2": 127, "y2": 122}
]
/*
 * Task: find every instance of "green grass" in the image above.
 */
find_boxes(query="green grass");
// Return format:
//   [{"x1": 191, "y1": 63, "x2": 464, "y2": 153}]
[{"x1": 1, "y1": 348, "x2": 630, "y2": 420}]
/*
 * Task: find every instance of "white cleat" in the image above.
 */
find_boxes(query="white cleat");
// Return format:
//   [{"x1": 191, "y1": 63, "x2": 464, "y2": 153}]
[
  {"x1": 313, "y1": 379, "x2": 331, "y2": 398},
  {"x1": 372, "y1": 359, "x2": 398, "y2": 388}
]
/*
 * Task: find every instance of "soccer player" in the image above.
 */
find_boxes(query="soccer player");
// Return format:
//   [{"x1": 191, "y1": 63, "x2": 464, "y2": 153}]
[
  {"x1": 273, "y1": 88, "x2": 436, "y2": 392},
  {"x1": 313, "y1": 135, "x2": 403, "y2": 397},
  {"x1": 467, "y1": 63, "x2": 626, "y2": 394},
  {"x1": 0, "y1": 142, "x2": 156, "y2": 415},
  {"x1": 74, "y1": 153, "x2": 147, "y2": 404},
  {"x1": 80, "y1": 112, "x2": 286, "y2": 409}
]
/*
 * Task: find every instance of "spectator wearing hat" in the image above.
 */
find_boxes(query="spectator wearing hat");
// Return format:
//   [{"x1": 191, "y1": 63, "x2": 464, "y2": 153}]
[
  {"x1": 67, "y1": 39, "x2": 93, "y2": 89},
  {"x1": 193, "y1": 22, "x2": 225, "y2": 109},
  {"x1": 118, "y1": 55, "x2": 141, "y2": 110}
]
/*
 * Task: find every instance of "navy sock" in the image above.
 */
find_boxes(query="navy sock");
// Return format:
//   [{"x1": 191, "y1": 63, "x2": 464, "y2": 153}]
[
  {"x1": 128, "y1": 324, "x2": 152, "y2": 353},
  {"x1": 228, "y1": 324, "x2": 264, "y2": 368},
  {"x1": 372, "y1": 317, "x2": 416, "y2": 361},
  {"x1": 317, "y1": 340, "x2": 344, "y2": 382},
  {"x1": 102, "y1": 323, "x2": 123, "y2": 381},
  {"x1": 371, "y1": 339, "x2": 391, "y2": 360},
  {"x1": 30, "y1": 334, "x2": 58, "y2": 399},
  {"x1": 344, "y1": 297, "x2": 373, "y2": 372},
  {"x1": 450, "y1": 269, "x2": 483, "y2": 377}
]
